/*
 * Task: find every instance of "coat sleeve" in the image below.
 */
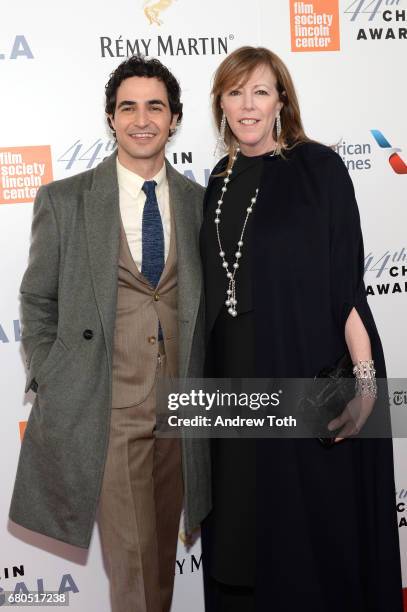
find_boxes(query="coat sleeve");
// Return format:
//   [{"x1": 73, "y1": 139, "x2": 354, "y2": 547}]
[{"x1": 20, "y1": 185, "x2": 60, "y2": 392}]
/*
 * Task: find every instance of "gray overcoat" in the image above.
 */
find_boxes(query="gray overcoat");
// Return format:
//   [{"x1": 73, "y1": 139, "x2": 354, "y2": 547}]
[{"x1": 9, "y1": 152, "x2": 211, "y2": 548}]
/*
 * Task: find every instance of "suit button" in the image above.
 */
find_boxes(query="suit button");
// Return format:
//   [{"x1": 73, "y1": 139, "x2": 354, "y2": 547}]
[
  {"x1": 83, "y1": 329, "x2": 93, "y2": 340},
  {"x1": 154, "y1": 293, "x2": 160, "y2": 301},
  {"x1": 148, "y1": 336, "x2": 156, "y2": 345}
]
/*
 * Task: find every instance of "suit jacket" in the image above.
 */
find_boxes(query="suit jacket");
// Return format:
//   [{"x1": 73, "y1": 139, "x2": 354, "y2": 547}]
[
  {"x1": 9, "y1": 152, "x2": 211, "y2": 548},
  {"x1": 112, "y1": 214, "x2": 179, "y2": 408}
]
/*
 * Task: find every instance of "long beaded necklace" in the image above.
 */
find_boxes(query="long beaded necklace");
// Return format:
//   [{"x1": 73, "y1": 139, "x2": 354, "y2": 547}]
[{"x1": 215, "y1": 146, "x2": 277, "y2": 317}]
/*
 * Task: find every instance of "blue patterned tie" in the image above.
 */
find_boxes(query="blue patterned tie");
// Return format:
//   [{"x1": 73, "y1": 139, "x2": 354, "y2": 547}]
[{"x1": 141, "y1": 180, "x2": 164, "y2": 288}]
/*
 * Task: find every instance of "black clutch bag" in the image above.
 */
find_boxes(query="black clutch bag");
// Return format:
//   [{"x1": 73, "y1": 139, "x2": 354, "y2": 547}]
[{"x1": 298, "y1": 352, "x2": 355, "y2": 447}]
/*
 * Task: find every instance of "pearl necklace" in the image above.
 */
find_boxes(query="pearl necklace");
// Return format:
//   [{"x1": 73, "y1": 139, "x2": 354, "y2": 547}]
[{"x1": 215, "y1": 146, "x2": 277, "y2": 317}]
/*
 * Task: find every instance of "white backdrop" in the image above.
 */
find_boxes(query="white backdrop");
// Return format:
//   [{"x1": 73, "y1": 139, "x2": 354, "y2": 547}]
[{"x1": 1, "y1": 0, "x2": 406, "y2": 609}]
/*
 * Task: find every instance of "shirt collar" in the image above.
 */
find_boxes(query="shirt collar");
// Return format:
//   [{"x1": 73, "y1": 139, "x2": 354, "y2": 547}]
[{"x1": 116, "y1": 158, "x2": 167, "y2": 198}]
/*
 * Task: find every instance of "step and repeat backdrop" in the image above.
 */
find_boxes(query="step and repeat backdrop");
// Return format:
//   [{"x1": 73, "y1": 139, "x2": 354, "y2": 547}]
[{"x1": 1, "y1": 0, "x2": 406, "y2": 609}]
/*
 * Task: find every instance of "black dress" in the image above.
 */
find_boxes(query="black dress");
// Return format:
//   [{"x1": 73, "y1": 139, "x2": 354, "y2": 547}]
[
  {"x1": 201, "y1": 152, "x2": 264, "y2": 599},
  {"x1": 200, "y1": 143, "x2": 403, "y2": 612}
]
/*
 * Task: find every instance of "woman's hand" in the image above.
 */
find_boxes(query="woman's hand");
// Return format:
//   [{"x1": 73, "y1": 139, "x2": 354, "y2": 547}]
[{"x1": 327, "y1": 395, "x2": 376, "y2": 443}]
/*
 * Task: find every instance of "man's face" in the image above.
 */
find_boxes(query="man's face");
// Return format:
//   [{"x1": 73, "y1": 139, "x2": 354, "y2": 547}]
[{"x1": 108, "y1": 76, "x2": 178, "y2": 170}]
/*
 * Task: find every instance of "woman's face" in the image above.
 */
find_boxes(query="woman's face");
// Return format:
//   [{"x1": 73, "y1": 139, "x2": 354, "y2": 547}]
[{"x1": 220, "y1": 64, "x2": 283, "y2": 157}]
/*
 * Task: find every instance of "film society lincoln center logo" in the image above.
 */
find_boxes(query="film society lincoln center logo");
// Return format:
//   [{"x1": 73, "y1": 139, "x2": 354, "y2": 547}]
[
  {"x1": 0, "y1": 146, "x2": 53, "y2": 205},
  {"x1": 290, "y1": 0, "x2": 340, "y2": 51}
]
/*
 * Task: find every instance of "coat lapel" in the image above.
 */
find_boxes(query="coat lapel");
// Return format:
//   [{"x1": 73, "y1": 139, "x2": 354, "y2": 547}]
[
  {"x1": 84, "y1": 153, "x2": 121, "y2": 360},
  {"x1": 166, "y1": 160, "x2": 202, "y2": 377}
]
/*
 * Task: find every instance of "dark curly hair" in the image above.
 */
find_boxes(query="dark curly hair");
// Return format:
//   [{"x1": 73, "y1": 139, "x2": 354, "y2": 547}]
[{"x1": 105, "y1": 55, "x2": 183, "y2": 135}]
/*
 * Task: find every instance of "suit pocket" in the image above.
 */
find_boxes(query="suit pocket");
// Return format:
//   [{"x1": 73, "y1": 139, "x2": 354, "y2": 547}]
[{"x1": 36, "y1": 337, "x2": 71, "y2": 384}]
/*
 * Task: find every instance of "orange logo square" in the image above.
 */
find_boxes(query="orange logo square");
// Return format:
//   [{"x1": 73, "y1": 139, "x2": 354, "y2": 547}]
[
  {"x1": 290, "y1": 0, "x2": 340, "y2": 52},
  {"x1": 0, "y1": 146, "x2": 53, "y2": 205}
]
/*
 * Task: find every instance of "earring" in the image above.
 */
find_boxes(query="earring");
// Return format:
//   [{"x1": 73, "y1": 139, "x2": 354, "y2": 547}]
[
  {"x1": 214, "y1": 112, "x2": 227, "y2": 156},
  {"x1": 275, "y1": 113, "x2": 282, "y2": 141}
]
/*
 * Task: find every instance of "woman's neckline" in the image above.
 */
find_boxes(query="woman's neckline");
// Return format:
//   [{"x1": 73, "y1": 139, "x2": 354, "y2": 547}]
[{"x1": 238, "y1": 149, "x2": 276, "y2": 160}]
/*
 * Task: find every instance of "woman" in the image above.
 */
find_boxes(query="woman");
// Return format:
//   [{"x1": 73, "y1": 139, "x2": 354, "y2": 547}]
[{"x1": 200, "y1": 46, "x2": 402, "y2": 612}]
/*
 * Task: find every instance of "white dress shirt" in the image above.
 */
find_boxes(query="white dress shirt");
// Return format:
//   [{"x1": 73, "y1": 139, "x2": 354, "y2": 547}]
[{"x1": 116, "y1": 158, "x2": 171, "y2": 271}]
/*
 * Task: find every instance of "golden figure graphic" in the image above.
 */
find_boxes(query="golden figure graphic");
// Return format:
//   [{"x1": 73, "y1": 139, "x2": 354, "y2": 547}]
[{"x1": 143, "y1": 0, "x2": 176, "y2": 26}]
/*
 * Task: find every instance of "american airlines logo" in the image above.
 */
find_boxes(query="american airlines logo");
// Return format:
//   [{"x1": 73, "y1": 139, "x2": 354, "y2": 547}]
[{"x1": 371, "y1": 129, "x2": 407, "y2": 174}]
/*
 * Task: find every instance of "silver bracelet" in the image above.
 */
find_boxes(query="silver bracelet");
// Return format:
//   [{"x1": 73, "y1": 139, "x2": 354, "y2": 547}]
[{"x1": 353, "y1": 360, "x2": 377, "y2": 399}]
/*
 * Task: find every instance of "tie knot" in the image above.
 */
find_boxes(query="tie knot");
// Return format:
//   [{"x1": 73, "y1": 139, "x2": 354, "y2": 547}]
[{"x1": 142, "y1": 180, "x2": 157, "y2": 197}]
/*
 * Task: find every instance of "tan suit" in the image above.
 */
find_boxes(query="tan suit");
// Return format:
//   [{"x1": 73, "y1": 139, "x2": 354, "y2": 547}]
[{"x1": 98, "y1": 213, "x2": 182, "y2": 612}]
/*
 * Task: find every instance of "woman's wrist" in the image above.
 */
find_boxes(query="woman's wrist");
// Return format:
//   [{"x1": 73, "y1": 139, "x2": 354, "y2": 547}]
[{"x1": 353, "y1": 360, "x2": 377, "y2": 399}]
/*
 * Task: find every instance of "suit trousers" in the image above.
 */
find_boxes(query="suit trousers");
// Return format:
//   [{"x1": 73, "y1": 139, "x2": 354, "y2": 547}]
[{"x1": 98, "y1": 345, "x2": 183, "y2": 612}]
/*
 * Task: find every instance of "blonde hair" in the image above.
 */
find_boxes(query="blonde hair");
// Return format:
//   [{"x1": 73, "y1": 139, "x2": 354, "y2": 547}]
[{"x1": 212, "y1": 46, "x2": 310, "y2": 165}]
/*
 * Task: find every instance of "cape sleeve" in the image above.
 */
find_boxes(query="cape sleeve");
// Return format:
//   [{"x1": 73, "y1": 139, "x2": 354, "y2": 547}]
[
  {"x1": 329, "y1": 154, "x2": 365, "y2": 330},
  {"x1": 328, "y1": 153, "x2": 385, "y2": 375}
]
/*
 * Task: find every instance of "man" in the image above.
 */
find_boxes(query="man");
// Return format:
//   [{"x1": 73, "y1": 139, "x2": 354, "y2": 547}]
[{"x1": 9, "y1": 56, "x2": 210, "y2": 612}]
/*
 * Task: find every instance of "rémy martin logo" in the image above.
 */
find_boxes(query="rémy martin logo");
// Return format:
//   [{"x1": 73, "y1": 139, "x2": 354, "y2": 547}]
[{"x1": 143, "y1": 0, "x2": 176, "y2": 25}]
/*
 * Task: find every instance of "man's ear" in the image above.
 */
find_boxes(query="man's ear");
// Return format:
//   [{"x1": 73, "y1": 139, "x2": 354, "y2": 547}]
[
  {"x1": 169, "y1": 114, "x2": 179, "y2": 137},
  {"x1": 170, "y1": 113, "x2": 179, "y2": 131},
  {"x1": 107, "y1": 114, "x2": 115, "y2": 132}
]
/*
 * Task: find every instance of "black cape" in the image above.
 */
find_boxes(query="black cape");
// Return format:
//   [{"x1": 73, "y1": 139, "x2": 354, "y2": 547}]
[{"x1": 200, "y1": 142, "x2": 402, "y2": 612}]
